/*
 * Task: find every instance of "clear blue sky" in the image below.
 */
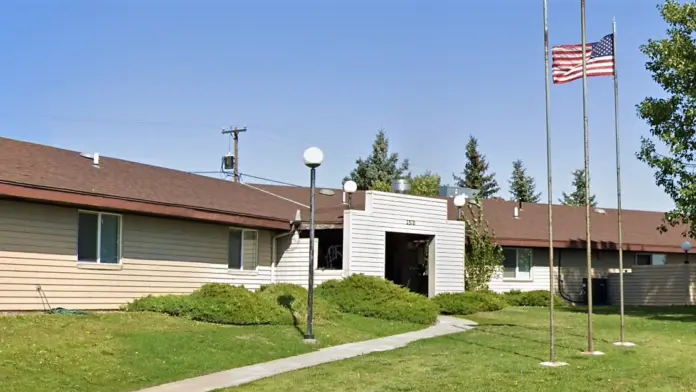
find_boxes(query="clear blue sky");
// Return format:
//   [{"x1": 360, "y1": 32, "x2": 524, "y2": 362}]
[{"x1": 0, "y1": 0, "x2": 675, "y2": 211}]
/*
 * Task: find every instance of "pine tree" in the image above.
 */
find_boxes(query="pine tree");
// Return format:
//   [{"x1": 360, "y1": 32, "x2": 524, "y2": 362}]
[
  {"x1": 453, "y1": 135, "x2": 500, "y2": 199},
  {"x1": 345, "y1": 129, "x2": 410, "y2": 190},
  {"x1": 559, "y1": 169, "x2": 597, "y2": 207},
  {"x1": 508, "y1": 159, "x2": 541, "y2": 203}
]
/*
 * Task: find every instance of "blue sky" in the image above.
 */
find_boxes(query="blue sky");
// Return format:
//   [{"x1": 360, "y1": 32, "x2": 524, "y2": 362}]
[{"x1": 0, "y1": 0, "x2": 676, "y2": 211}]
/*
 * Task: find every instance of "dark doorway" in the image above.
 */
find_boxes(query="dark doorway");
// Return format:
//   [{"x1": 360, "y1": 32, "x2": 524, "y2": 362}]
[
  {"x1": 300, "y1": 229, "x2": 343, "y2": 270},
  {"x1": 384, "y1": 232, "x2": 433, "y2": 296}
]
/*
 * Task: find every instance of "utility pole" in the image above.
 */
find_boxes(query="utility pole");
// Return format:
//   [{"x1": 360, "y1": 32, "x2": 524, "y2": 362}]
[{"x1": 221, "y1": 126, "x2": 247, "y2": 182}]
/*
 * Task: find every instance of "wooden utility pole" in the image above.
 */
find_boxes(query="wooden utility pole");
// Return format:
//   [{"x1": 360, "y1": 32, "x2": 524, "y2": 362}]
[{"x1": 221, "y1": 126, "x2": 247, "y2": 182}]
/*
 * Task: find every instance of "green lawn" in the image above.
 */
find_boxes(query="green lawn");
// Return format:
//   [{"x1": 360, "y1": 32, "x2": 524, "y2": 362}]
[
  {"x1": 0, "y1": 311, "x2": 422, "y2": 392},
  {"x1": 228, "y1": 306, "x2": 696, "y2": 392}
]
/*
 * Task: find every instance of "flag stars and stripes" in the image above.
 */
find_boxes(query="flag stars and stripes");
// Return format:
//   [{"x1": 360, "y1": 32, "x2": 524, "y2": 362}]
[{"x1": 551, "y1": 34, "x2": 615, "y2": 84}]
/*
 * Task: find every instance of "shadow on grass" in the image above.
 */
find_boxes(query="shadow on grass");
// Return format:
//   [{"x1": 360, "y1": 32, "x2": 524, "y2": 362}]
[
  {"x1": 277, "y1": 294, "x2": 305, "y2": 337},
  {"x1": 475, "y1": 324, "x2": 586, "y2": 351},
  {"x1": 558, "y1": 306, "x2": 696, "y2": 323},
  {"x1": 444, "y1": 334, "x2": 545, "y2": 362},
  {"x1": 479, "y1": 321, "x2": 613, "y2": 345}
]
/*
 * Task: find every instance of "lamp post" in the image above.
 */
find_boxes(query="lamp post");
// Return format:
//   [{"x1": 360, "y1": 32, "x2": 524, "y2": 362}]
[
  {"x1": 343, "y1": 180, "x2": 357, "y2": 209},
  {"x1": 453, "y1": 194, "x2": 467, "y2": 291},
  {"x1": 303, "y1": 146, "x2": 323, "y2": 343},
  {"x1": 681, "y1": 241, "x2": 692, "y2": 264}
]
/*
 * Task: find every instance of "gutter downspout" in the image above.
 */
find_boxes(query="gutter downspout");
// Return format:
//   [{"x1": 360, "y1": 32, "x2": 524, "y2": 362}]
[
  {"x1": 557, "y1": 249, "x2": 583, "y2": 304},
  {"x1": 272, "y1": 230, "x2": 295, "y2": 284}
]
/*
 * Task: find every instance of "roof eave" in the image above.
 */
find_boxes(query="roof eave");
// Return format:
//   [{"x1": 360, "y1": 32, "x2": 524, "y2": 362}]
[{"x1": 0, "y1": 182, "x2": 291, "y2": 230}]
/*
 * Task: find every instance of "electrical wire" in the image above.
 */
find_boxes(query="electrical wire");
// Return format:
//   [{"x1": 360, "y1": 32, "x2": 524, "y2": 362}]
[{"x1": 188, "y1": 167, "x2": 302, "y2": 187}]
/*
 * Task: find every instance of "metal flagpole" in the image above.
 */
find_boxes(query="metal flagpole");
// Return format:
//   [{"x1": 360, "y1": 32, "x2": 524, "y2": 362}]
[
  {"x1": 580, "y1": 0, "x2": 599, "y2": 356},
  {"x1": 611, "y1": 17, "x2": 635, "y2": 348},
  {"x1": 539, "y1": 0, "x2": 567, "y2": 367}
]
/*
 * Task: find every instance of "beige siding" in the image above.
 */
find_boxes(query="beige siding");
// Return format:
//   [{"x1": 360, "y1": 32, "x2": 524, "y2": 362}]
[
  {"x1": 0, "y1": 200, "x2": 275, "y2": 311},
  {"x1": 345, "y1": 191, "x2": 465, "y2": 297},
  {"x1": 607, "y1": 264, "x2": 696, "y2": 306},
  {"x1": 489, "y1": 247, "x2": 553, "y2": 293},
  {"x1": 489, "y1": 247, "x2": 689, "y2": 306},
  {"x1": 274, "y1": 237, "x2": 344, "y2": 288}
]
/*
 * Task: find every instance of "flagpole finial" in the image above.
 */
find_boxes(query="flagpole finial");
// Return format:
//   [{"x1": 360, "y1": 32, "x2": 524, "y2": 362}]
[{"x1": 613, "y1": 16, "x2": 616, "y2": 25}]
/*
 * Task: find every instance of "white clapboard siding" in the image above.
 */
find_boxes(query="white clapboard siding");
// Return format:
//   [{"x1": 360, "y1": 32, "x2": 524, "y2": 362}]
[
  {"x1": 274, "y1": 237, "x2": 344, "y2": 288},
  {"x1": 0, "y1": 199, "x2": 275, "y2": 311},
  {"x1": 345, "y1": 191, "x2": 465, "y2": 296}
]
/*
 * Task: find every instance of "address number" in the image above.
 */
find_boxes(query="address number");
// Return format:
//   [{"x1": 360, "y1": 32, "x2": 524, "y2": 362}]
[{"x1": 406, "y1": 220, "x2": 416, "y2": 226}]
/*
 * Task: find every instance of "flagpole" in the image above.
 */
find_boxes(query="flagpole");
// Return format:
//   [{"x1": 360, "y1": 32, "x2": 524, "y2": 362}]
[
  {"x1": 539, "y1": 0, "x2": 566, "y2": 367},
  {"x1": 580, "y1": 0, "x2": 598, "y2": 356},
  {"x1": 611, "y1": 17, "x2": 635, "y2": 349}
]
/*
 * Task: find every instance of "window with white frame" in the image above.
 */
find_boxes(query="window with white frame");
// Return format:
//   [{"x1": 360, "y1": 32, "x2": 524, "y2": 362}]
[
  {"x1": 502, "y1": 247, "x2": 532, "y2": 279},
  {"x1": 77, "y1": 211, "x2": 121, "y2": 264},
  {"x1": 228, "y1": 228, "x2": 258, "y2": 270},
  {"x1": 635, "y1": 253, "x2": 667, "y2": 266}
]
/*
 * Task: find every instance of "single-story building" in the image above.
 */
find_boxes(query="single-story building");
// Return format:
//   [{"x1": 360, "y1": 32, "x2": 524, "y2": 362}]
[
  {"x1": 1, "y1": 136, "x2": 693, "y2": 311},
  {"x1": 0, "y1": 137, "x2": 465, "y2": 311}
]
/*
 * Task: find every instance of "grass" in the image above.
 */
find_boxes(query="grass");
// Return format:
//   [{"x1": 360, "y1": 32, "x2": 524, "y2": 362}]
[
  {"x1": 0, "y1": 311, "x2": 422, "y2": 392},
  {"x1": 227, "y1": 306, "x2": 696, "y2": 392}
]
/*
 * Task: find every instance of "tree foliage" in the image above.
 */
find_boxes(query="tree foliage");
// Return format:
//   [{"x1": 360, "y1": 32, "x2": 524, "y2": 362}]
[
  {"x1": 409, "y1": 171, "x2": 441, "y2": 197},
  {"x1": 462, "y1": 197, "x2": 504, "y2": 291},
  {"x1": 345, "y1": 129, "x2": 410, "y2": 191},
  {"x1": 559, "y1": 169, "x2": 597, "y2": 207},
  {"x1": 637, "y1": 0, "x2": 696, "y2": 237},
  {"x1": 508, "y1": 159, "x2": 541, "y2": 203},
  {"x1": 453, "y1": 135, "x2": 500, "y2": 199}
]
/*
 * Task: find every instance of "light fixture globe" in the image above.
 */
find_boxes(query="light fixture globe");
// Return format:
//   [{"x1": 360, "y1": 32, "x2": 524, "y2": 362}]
[
  {"x1": 343, "y1": 180, "x2": 357, "y2": 194},
  {"x1": 303, "y1": 147, "x2": 324, "y2": 168},
  {"x1": 453, "y1": 194, "x2": 467, "y2": 208},
  {"x1": 682, "y1": 241, "x2": 692, "y2": 252}
]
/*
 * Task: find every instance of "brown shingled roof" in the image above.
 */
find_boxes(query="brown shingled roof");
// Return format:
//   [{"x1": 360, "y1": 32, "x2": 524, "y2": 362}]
[
  {"x1": 0, "y1": 137, "x2": 303, "y2": 230},
  {"x1": 471, "y1": 199, "x2": 689, "y2": 253},
  {"x1": 256, "y1": 183, "x2": 690, "y2": 253},
  {"x1": 0, "y1": 137, "x2": 688, "y2": 252}
]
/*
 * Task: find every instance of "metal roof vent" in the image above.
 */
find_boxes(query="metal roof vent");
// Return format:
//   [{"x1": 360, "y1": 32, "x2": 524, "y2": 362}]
[
  {"x1": 392, "y1": 179, "x2": 411, "y2": 194},
  {"x1": 593, "y1": 208, "x2": 606, "y2": 214},
  {"x1": 79, "y1": 152, "x2": 100, "y2": 167},
  {"x1": 319, "y1": 189, "x2": 335, "y2": 196}
]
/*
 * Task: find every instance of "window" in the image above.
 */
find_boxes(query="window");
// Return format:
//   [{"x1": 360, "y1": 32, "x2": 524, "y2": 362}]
[
  {"x1": 502, "y1": 248, "x2": 532, "y2": 280},
  {"x1": 228, "y1": 228, "x2": 258, "y2": 270},
  {"x1": 635, "y1": 253, "x2": 667, "y2": 266},
  {"x1": 77, "y1": 211, "x2": 121, "y2": 264}
]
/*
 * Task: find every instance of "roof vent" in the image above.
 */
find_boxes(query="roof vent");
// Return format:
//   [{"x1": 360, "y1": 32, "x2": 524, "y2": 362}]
[
  {"x1": 593, "y1": 208, "x2": 606, "y2": 214},
  {"x1": 392, "y1": 179, "x2": 411, "y2": 194},
  {"x1": 319, "y1": 189, "x2": 335, "y2": 196},
  {"x1": 79, "y1": 152, "x2": 100, "y2": 167}
]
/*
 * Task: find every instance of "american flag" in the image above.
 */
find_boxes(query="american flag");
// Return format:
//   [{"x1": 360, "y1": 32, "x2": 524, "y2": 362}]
[{"x1": 552, "y1": 34, "x2": 614, "y2": 84}]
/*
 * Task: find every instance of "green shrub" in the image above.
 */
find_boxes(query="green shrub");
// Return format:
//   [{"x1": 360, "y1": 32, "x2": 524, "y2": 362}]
[
  {"x1": 316, "y1": 274, "x2": 439, "y2": 325},
  {"x1": 503, "y1": 290, "x2": 565, "y2": 307},
  {"x1": 192, "y1": 283, "x2": 253, "y2": 300},
  {"x1": 433, "y1": 291, "x2": 507, "y2": 315},
  {"x1": 256, "y1": 283, "x2": 342, "y2": 321},
  {"x1": 125, "y1": 284, "x2": 293, "y2": 325}
]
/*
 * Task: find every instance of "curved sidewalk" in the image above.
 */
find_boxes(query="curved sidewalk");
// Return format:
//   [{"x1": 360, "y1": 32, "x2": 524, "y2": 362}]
[{"x1": 135, "y1": 316, "x2": 477, "y2": 392}]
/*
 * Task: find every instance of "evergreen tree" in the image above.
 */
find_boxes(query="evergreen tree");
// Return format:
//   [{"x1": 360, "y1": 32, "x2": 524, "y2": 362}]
[
  {"x1": 345, "y1": 129, "x2": 410, "y2": 190},
  {"x1": 559, "y1": 169, "x2": 597, "y2": 207},
  {"x1": 453, "y1": 135, "x2": 500, "y2": 199},
  {"x1": 508, "y1": 159, "x2": 541, "y2": 203}
]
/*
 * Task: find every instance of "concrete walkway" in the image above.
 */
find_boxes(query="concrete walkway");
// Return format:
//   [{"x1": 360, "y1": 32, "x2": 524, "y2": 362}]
[{"x1": 135, "y1": 316, "x2": 477, "y2": 392}]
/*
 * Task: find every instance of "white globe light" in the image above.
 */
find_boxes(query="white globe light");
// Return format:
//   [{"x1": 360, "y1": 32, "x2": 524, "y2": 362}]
[
  {"x1": 453, "y1": 194, "x2": 467, "y2": 208},
  {"x1": 303, "y1": 147, "x2": 324, "y2": 168},
  {"x1": 343, "y1": 180, "x2": 357, "y2": 194},
  {"x1": 682, "y1": 241, "x2": 692, "y2": 252}
]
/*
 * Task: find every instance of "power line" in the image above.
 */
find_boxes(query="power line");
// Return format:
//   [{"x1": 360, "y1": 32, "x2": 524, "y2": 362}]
[{"x1": 188, "y1": 169, "x2": 302, "y2": 187}]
